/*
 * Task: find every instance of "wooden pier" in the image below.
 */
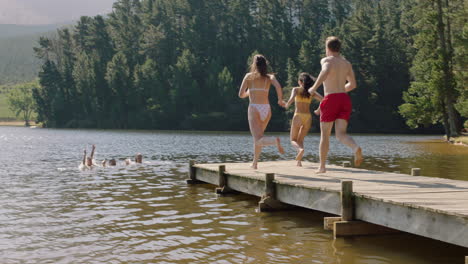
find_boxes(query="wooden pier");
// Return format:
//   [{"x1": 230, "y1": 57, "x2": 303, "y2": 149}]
[{"x1": 187, "y1": 160, "x2": 468, "y2": 249}]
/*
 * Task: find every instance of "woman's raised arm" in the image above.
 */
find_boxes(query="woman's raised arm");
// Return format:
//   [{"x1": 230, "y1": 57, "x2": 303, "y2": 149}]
[{"x1": 238, "y1": 74, "x2": 250, "y2": 98}]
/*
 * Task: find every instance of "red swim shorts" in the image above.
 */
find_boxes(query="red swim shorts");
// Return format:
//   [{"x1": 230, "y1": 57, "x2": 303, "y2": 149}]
[{"x1": 320, "y1": 93, "x2": 352, "y2": 122}]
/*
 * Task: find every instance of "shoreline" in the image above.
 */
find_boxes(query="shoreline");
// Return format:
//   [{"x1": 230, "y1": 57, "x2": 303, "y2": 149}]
[
  {"x1": 0, "y1": 122, "x2": 465, "y2": 145},
  {"x1": 0, "y1": 121, "x2": 37, "y2": 127},
  {"x1": 449, "y1": 135, "x2": 468, "y2": 147}
]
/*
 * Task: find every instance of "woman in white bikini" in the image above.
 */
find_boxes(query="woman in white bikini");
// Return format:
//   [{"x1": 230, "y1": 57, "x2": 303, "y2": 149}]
[{"x1": 238, "y1": 54, "x2": 286, "y2": 169}]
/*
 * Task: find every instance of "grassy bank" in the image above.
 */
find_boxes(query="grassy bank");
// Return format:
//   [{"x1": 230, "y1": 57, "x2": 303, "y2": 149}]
[
  {"x1": 451, "y1": 135, "x2": 468, "y2": 145},
  {"x1": 0, "y1": 121, "x2": 29, "y2": 126}
]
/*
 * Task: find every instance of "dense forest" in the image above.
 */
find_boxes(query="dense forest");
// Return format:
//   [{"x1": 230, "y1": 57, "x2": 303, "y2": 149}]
[{"x1": 32, "y1": 0, "x2": 467, "y2": 134}]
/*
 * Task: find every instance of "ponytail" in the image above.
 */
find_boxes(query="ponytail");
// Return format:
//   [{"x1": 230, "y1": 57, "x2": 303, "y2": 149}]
[{"x1": 298, "y1": 72, "x2": 314, "y2": 98}]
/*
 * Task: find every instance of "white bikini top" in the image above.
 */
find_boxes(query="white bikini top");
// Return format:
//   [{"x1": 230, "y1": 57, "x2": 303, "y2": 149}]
[{"x1": 249, "y1": 78, "x2": 269, "y2": 92}]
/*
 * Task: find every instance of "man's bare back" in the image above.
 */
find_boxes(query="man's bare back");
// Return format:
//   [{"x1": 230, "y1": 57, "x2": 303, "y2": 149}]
[{"x1": 321, "y1": 56, "x2": 355, "y2": 95}]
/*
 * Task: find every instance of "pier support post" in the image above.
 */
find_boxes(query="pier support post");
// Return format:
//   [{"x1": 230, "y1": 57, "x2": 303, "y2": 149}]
[
  {"x1": 411, "y1": 168, "x2": 421, "y2": 176},
  {"x1": 258, "y1": 173, "x2": 292, "y2": 212},
  {"x1": 332, "y1": 181, "x2": 400, "y2": 237},
  {"x1": 215, "y1": 165, "x2": 234, "y2": 194},
  {"x1": 341, "y1": 181, "x2": 354, "y2": 221},
  {"x1": 186, "y1": 160, "x2": 203, "y2": 184}
]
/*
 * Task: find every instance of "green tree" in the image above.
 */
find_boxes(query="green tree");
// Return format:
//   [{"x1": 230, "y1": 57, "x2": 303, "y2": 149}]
[
  {"x1": 106, "y1": 52, "x2": 132, "y2": 128},
  {"x1": 133, "y1": 58, "x2": 166, "y2": 128},
  {"x1": 400, "y1": 0, "x2": 462, "y2": 138},
  {"x1": 8, "y1": 82, "x2": 37, "y2": 126},
  {"x1": 73, "y1": 52, "x2": 97, "y2": 125}
]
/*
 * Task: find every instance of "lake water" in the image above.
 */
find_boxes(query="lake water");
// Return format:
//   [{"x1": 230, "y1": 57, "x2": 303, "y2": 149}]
[{"x1": 1, "y1": 127, "x2": 467, "y2": 263}]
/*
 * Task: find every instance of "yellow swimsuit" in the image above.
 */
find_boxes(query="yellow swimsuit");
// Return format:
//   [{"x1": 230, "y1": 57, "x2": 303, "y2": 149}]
[{"x1": 294, "y1": 95, "x2": 313, "y2": 124}]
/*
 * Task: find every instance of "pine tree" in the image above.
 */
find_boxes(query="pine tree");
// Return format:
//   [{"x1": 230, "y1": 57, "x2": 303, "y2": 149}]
[{"x1": 106, "y1": 52, "x2": 132, "y2": 128}]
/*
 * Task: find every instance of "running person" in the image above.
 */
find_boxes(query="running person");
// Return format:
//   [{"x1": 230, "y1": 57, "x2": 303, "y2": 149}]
[
  {"x1": 285, "y1": 73, "x2": 323, "y2": 167},
  {"x1": 239, "y1": 54, "x2": 286, "y2": 169},
  {"x1": 308, "y1": 37, "x2": 363, "y2": 173}
]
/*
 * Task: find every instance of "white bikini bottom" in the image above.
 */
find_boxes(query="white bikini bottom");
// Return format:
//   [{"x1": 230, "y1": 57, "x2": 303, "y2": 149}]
[{"x1": 250, "y1": 104, "x2": 271, "y2": 121}]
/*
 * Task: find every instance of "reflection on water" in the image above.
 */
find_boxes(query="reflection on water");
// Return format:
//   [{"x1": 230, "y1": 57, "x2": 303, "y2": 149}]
[{"x1": 0, "y1": 127, "x2": 467, "y2": 263}]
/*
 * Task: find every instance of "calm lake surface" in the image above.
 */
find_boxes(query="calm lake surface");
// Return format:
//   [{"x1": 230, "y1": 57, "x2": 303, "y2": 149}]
[{"x1": 1, "y1": 126, "x2": 467, "y2": 264}]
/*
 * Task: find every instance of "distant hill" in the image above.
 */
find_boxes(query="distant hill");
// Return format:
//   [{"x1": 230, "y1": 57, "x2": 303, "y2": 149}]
[
  {"x1": 0, "y1": 25, "x2": 60, "y2": 85},
  {"x1": 0, "y1": 0, "x2": 114, "y2": 25},
  {"x1": 0, "y1": 24, "x2": 64, "y2": 39}
]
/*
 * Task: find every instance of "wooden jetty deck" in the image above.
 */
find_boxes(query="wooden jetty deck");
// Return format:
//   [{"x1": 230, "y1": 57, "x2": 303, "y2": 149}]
[{"x1": 187, "y1": 160, "x2": 468, "y2": 249}]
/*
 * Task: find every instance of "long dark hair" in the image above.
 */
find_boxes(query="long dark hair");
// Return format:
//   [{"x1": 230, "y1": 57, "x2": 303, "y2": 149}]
[
  {"x1": 249, "y1": 54, "x2": 268, "y2": 78},
  {"x1": 298, "y1": 72, "x2": 314, "y2": 98}
]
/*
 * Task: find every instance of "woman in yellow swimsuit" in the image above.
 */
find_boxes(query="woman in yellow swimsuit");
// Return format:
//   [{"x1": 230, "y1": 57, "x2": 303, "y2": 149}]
[
  {"x1": 285, "y1": 73, "x2": 323, "y2": 166},
  {"x1": 239, "y1": 54, "x2": 286, "y2": 169}
]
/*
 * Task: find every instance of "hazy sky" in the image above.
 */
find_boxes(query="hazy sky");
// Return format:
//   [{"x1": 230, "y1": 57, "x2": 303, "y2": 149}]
[{"x1": 0, "y1": 0, "x2": 116, "y2": 25}]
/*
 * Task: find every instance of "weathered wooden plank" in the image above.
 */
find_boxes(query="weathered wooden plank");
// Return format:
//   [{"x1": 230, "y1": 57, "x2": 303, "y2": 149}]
[
  {"x1": 354, "y1": 196, "x2": 468, "y2": 248},
  {"x1": 277, "y1": 184, "x2": 341, "y2": 214}
]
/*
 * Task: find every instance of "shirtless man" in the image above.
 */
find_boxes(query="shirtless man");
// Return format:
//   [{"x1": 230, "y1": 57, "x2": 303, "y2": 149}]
[{"x1": 308, "y1": 36, "x2": 363, "y2": 173}]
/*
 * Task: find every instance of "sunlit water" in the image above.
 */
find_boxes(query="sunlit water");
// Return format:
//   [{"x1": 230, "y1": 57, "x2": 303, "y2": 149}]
[{"x1": 1, "y1": 127, "x2": 467, "y2": 264}]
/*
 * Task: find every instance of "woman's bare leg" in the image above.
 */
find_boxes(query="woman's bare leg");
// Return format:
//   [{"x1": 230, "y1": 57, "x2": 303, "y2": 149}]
[
  {"x1": 248, "y1": 107, "x2": 283, "y2": 169},
  {"x1": 296, "y1": 119, "x2": 311, "y2": 166},
  {"x1": 248, "y1": 107, "x2": 263, "y2": 169},
  {"x1": 259, "y1": 111, "x2": 284, "y2": 154},
  {"x1": 290, "y1": 116, "x2": 303, "y2": 166}
]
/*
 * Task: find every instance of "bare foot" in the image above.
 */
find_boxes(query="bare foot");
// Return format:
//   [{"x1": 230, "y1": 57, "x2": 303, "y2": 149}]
[
  {"x1": 354, "y1": 147, "x2": 363, "y2": 167},
  {"x1": 296, "y1": 148, "x2": 304, "y2": 161},
  {"x1": 296, "y1": 160, "x2": 302, "y2": 167},
  {"x1": 316, "y1": 167, "x2": 326, "y2": 174},
  {"x1": 250, "y1": 163, "x2": 258, "y2": 170},
  {"x1": 276, "y1": 137, "x2": 285, "y2": 154}
]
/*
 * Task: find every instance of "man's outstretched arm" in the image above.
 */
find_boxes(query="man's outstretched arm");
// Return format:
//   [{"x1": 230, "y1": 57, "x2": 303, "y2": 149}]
[{"x1": 308, "y1": 59, "x2": 330, "y2": 95}]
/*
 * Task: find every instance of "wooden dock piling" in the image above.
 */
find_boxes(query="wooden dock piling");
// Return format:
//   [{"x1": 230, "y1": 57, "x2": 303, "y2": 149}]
[
  {"x1": 342, "y1": 161, "x2": 351, "y2": 167},
  {"x1": 259, "y1": 173, "x2": 292, "y2": 212},
  {"x1": 341, "y1": 181, "x2": 354, "y2": 221},
  {"x1": 216, "y1": 165, "x2": 234, "y2": 194},
  {"x1": 411, "y1": 168, "x2": 421, "y2": 176},
  {"x1": 186, "y1": 160, "x2": 203, "y2": 184}
]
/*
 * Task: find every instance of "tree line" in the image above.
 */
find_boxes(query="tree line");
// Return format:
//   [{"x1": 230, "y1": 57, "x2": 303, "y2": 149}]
[{"x1": 31, "y1": 0, "x2": 467, "y2": 135}]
